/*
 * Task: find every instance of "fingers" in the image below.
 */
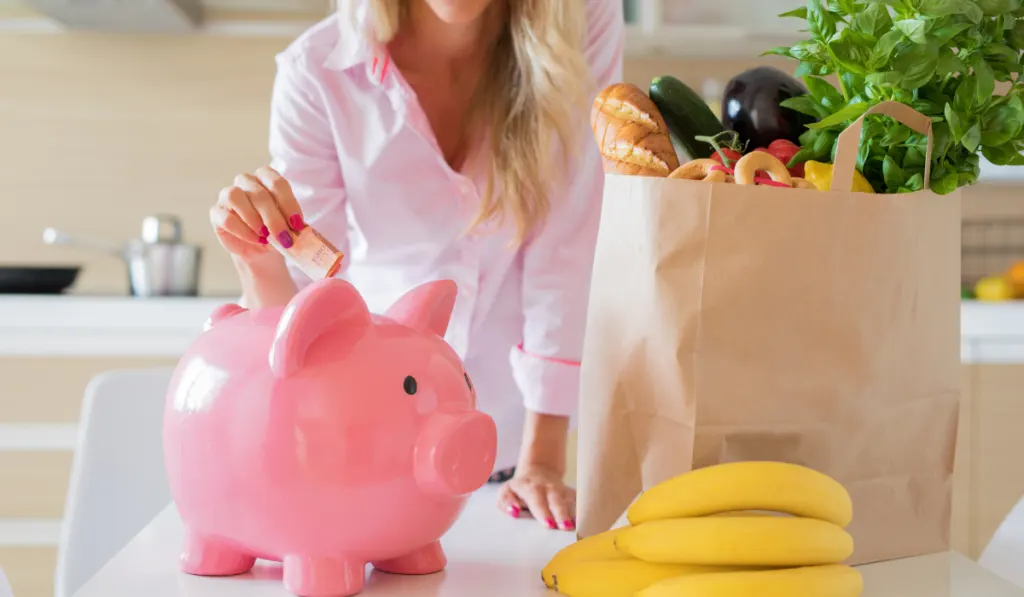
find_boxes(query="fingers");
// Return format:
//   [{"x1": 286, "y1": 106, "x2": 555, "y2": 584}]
[
  {"x1": 216, "y1": 187, "x2": 267, "y2": 244},
  {"x1": 255, "y1": 166, "x2": 305, "y2": 232},
  {"x1": 497, "y1": 484, "x2": 526, "y2": 519},
  {"x1": 518, "y1": 484, "x2": 556, "y2": 530},
  {"x1": 209, "y1": 204, "x2": 263, "y2": 245},
  {"x1": 549, "y1": 487, "x2": 577, "y2": 531},
  {"x1": 234, "y1": 173, "x2": 292, "y2": 249}
]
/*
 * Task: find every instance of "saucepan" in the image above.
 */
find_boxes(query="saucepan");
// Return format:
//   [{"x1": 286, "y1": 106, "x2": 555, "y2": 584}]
[{"x1": 43, "y1": 214, "x2": 202, "y2": 297}]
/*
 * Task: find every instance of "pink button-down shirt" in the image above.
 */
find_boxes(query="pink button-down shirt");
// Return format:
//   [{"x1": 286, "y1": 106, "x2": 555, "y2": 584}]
[{"x1": 268, "y1": 2, "x2": 624, "y2": 469}]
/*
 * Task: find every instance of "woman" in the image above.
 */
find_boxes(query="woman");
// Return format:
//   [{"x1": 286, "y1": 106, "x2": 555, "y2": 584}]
[{"x1": 210, "y1": 0, "x2": 623, "y2": 530}]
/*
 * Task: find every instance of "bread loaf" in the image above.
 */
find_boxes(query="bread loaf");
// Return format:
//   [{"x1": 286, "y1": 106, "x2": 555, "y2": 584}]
[{"x1": 591, "y1": 83, "x2": 680, "y2": 177}]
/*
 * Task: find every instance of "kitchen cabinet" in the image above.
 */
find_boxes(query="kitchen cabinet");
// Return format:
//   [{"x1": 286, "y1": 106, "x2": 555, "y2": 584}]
[{"x1": 955, "y1": 365, "x2": 1024, "y2": 559}]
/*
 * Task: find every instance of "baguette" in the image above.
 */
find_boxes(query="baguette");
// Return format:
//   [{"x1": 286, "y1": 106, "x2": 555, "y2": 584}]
[{"x1": 591, "y1": 83, "x2": 680, "y2": 177}]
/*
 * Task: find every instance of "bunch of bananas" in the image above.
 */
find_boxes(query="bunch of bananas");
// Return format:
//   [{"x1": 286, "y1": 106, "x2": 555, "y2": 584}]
[{"x1": 542, "y1": 461, "x2": 863, "y2": 597}]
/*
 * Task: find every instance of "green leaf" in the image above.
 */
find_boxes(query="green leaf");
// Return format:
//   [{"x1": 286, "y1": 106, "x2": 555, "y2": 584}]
[
  {"x1": 812, "y1": 129, "x2": 838, "y2": 158},
  {"x1": 788, "y1": 40, "x2": 826, "y2": 61},
  {"x1": 779, "y1": 6, "x2": 809, "y2": 18},
  {"x1": 977, "y1": 0, "x2": 1021, "y2": 16},
  {"x1": 872, "y1": 30, "x2": 905, "y2": 67},
  {"x1": 881, "y1": 125, "x2": 912, "y2": 147},
  {"x1": 852, "y1": 3, "x2": 894, "y2": 38},
  {"x1": 932, "y1": 169, "x2": 960, "y2": 193},
  {"x1": 808, "y1": 102, "x2": 871, "y2": 129},
  {"x1": 954, "y1": 76, "x2": 977, "y2": 113},
  {"x1": 963, "y1": 121, "x2": 982, "y2": 151},
  {"x1": 762, "y1": 46, "x2": 794, "y2": 57},
  {"x1": 803, "y1": 76, "x2": 845, "y2": 109},
  {"x1": 883, "y1": 155, "x2": 907, "y2": 189},
  {"x1": 980, "y1": 97, "x2": 1024, "y2": 146},
  {"x1": 1010, "y1": 20, "x2": 1024, "y2": 48},
  {"x1": 866, "y1": 70, "x2": 906, "y2": 86},
  {"x1": 930, "y1": 23, "x2": 971, "y2": 45},
  {"x1": 983, "y1": 143, "x2": 1024, "y2": 165},
  {"x1": 974, "y1": 58, "x2": 996, "y2": 104},
  {"x1": 945, "y1": 102, "x2": 964, "y2": 140},
  {"x1": 905, "y1": 172, "x2": 926, "y2": 191},
  {"x1": 799, "y1": 127, "x2": 821, "y2": 148},
  {"x1": 936, "y1": 49, "x2": 968, "y2": 76},
  {"x1": 795, "y1": 61, "x2": 832, "y2": 77},
  {"x1": 787, "y1": 146, "x2": 818, "y2": 167},
  {"x1": 893, "y1": 43, "x2": 940, "y2": 88},
  {"x1": 895, "y1": 18, "x2": 929, "y2": 43},
  {"x1": 808, "y1": 0, "x2": 839, "y2": 39},
  {"x1": 912, "y1": 98, "x2": 944, "y2": 114},
  {"x1": 932, "y1": 120, "x2": 952, "y2": 156},
  {"x1": 918, "y1": 0, "x2": 984, "y2": 22},
  {"x1": 780, "y1": 95, "x2": 831, "y2": 119},
  {"x1": 827, "y1": 29, "x2": 877, "y2": 75}
]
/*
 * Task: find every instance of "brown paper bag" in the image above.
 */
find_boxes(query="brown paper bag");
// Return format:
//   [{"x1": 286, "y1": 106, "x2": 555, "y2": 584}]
[{"x1": 576, "y1": 101, "x2": 961, "y2": 565}]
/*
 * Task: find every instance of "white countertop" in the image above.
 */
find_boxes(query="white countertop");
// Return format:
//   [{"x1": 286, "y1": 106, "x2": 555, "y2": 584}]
[
  {"x1": 1, "y1": 294, "x2": 1023, "y2": 363},
  {"x1": 72, "y1": 485, "x2": 1024, "y2": 597}
]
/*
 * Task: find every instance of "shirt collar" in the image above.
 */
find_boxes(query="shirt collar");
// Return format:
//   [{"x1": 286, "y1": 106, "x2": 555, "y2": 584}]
[{"x1": 323, "y1": 4, "x2": 390, "y2": 86}]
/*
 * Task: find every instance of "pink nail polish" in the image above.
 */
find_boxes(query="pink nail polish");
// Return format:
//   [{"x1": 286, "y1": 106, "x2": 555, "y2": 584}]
[
  {"x1": 277, "y1": 231, "x2": 294, "y2": 249},
  {"x1": 289, "y1": 214, "x2": 305, "y2": 231},
  {"x1": 508, "y1": 505, "x2": 520, "y2": 519},
  {"x1": 562, "y1": 520, "x2": 575, "y2": 530},
  {"x1": 259, "y1": 226, "x2": 269, "y2": 237},
  {"x1": 546, "y1": 518, "x2": 557, "y2": 529},
  {"x1": 258, "y1": 236, "x2": 268, "y2": 245}
]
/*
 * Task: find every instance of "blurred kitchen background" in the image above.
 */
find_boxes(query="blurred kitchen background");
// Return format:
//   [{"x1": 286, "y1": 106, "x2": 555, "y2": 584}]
[{"x1": 1, "y1": 1, "x2": 1024, "y2": 596}]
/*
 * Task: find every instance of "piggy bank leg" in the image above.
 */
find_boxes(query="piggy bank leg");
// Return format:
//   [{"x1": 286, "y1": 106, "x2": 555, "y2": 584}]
[
  {"x1": 371, "y1": 541, "x2": 446, "y2": 575},
  {"x1": 283, "y1": 555, "x2": 365, "y2": 597},
  {"x1": 180, "y1": 530, "x2": 256, "y2": 576}
]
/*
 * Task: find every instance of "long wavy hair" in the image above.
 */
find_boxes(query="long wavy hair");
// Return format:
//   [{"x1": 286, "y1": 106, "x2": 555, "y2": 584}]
[{"x1": 335, "y1": 0, "x2": 591, "y2": 244}]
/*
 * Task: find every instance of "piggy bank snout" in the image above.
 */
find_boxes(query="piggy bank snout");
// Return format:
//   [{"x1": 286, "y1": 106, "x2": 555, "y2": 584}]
[{"x1": 414, "y1": 411, "x2": 497, "y2": 497}]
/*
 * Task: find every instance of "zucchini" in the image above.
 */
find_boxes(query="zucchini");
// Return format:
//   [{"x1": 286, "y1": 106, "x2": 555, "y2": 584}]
[{"x1": 649, "y1": 76, "x2": 725, "y2": 161}]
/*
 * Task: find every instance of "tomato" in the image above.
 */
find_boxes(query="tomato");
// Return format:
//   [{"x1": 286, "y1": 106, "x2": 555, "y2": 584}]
[
  {"x1": 709, "y1": 148, "x2": 742, "y2": 166},
  {"x1": 766, "y1": 139, "x2": 804, "y2": 177}
]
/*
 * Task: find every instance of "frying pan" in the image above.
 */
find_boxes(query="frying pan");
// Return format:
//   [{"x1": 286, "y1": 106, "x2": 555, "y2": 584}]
[{"x1": 0, "y1": 266, "x2": 81, "y2": 294}]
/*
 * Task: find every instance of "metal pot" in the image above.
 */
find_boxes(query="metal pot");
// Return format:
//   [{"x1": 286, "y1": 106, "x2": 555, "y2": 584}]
[{"x1": 43, "y1": 214, "x2": 202, "y2": 297}]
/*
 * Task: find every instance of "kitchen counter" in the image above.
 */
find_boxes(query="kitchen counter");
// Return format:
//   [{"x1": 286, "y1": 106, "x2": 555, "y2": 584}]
[
  {"x1": 1, "y1": 295, "x2": 1024, "y2": 362},
  {"x1": 72, "y1": 484, "x2": 1024, "y2": 597}
]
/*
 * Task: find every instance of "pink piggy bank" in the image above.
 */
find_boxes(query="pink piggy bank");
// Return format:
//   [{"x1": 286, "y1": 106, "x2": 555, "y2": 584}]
[{"x1": 163, "y1": 278, "x2": 498, "y2": 597}]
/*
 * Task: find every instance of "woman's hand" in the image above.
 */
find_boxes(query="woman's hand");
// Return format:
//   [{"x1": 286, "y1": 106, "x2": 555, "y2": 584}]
[
  {"x1": 498, "y1": 464, "x2": 576, "y2": 531},
  {"x1": 210, "y1": 166, "x2": 306, "y2": 263},
  {"x1": 497, "y1": 411, "x2": 575, "y2": 530}
]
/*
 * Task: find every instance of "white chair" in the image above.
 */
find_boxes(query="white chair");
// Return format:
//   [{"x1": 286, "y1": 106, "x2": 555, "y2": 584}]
[
  {"x1": 979, "y1": 494, "x2": 1024, "y2": 589},
  {"x1": 54, "y1": 368, "x2": 175, "y2": 597}
]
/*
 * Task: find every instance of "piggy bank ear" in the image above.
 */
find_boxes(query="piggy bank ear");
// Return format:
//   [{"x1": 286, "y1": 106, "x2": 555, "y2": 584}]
[
  {"x1": 385, "y1": 280, "x2": 457, "y2": 337},
  {"x1": 270, "y1": 279, "x2": 371, "y2": 378}
]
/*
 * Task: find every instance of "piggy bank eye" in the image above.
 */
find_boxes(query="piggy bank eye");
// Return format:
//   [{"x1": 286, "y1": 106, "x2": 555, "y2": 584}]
[
  {"x1": 403, "y1": 376, "x2": 418, "y2": 395},
  {"x1": 464, "y1": 372, "x2": 473, "y2": 391}
]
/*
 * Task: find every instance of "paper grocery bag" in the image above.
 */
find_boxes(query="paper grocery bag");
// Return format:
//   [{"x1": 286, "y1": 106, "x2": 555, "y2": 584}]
[{"x1": 576, "y1": 101, "x2": 961, "y2": 565}]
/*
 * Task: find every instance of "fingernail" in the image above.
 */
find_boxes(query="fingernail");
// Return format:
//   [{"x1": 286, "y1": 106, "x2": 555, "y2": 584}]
[
  {"x1": 546, "y1": 518, "x2": 557, "y2": 529},
  {"x1": 289, "y1": 214, "x2": 305, "y2": 231},
  {"x1": 258, "y1": 236, "x2": 268, "y2": 245},
  {"x1": 562, "y1": 520, "x2": 575, "y2": 530},
  {"x1": 259, "y1": 226, "x2": 269, "y2": 238},
  {"x1": 277, "y1": 231, "x2": 293, "y2": 249},
  {"x1": 508, "y1": 505, "x2": 520, "y2": 518}
]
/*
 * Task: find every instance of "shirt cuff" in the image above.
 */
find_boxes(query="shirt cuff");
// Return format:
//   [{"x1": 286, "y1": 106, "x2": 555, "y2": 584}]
[{"x1": 509, "y1": 344, "x2": 581, "y2": 418}]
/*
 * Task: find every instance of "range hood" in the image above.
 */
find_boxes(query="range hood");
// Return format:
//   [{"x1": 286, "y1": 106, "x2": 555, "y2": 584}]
[
  {"x1": 9, "y1": 0, "x2": 332, "y2": 32},
  {"x1": 18, "y1": 0, "x2": 203, "y2": 32}
]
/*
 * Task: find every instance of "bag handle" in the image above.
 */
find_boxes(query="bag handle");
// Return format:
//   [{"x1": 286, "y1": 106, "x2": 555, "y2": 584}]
[{"x1": 830, "y1": 100, "x2": 933, "y2": 192}]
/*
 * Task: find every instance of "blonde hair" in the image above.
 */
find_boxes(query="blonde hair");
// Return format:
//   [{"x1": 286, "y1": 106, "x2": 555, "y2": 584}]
[{"x1": 335, "y1": 0, "x2": 591, "y2": 244}]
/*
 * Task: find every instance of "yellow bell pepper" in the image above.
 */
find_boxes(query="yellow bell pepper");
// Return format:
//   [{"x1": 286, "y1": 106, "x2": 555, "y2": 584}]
[
  {"x1": 974, "y1": 276, "x2": 1014, "y2": 302},
  {"x1": 803, "y1": 161, "x2": 875, "y2": 193}
]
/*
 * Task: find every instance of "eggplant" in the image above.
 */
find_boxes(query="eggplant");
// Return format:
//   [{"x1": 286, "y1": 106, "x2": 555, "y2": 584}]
[{"x1": 721, "y1": 66, "x2": 817, "y2": 150}]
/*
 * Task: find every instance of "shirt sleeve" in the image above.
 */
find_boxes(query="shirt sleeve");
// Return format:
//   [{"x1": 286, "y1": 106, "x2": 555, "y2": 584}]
[
  {"x1": 268, "y1": 51, "x2": 350, "y2": 293},
  {"x1": 509, "y1": 0, "x2": 625, "y2": 417}
]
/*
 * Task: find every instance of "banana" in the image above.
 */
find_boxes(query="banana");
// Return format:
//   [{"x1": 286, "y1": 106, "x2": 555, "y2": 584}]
[
  {"x1": 615, "y1": 516, "x2": 853, "y2": 567},
  {"x1": 550, "y1": 558, "x2": 754, "y2": 597},
  {"x1": 627, "y1": 461, "x2": 853, "y2": 528},
  {"x1": 637, "y1": 564, "x2": 863, "y2": 597},
  {"x1": 542, "y1": 527, "x2": 631, "y2": 588}
]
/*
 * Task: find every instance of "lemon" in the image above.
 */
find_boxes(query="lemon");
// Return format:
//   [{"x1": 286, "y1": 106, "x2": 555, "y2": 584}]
[
  {"x1": 974, "y1": 276, "x2": 1014, "y2": 302},
  {"x1": 803, "y1": 161, "x2": 875, "y2": 193}
]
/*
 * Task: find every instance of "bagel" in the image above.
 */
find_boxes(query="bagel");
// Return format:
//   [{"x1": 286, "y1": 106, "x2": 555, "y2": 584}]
[
  {"x1": 734, "y1": 152, "x2": 793, "y2": 186},
  {"x1": 668, "y1": 159, "x2": 723, "y2": 181}
]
